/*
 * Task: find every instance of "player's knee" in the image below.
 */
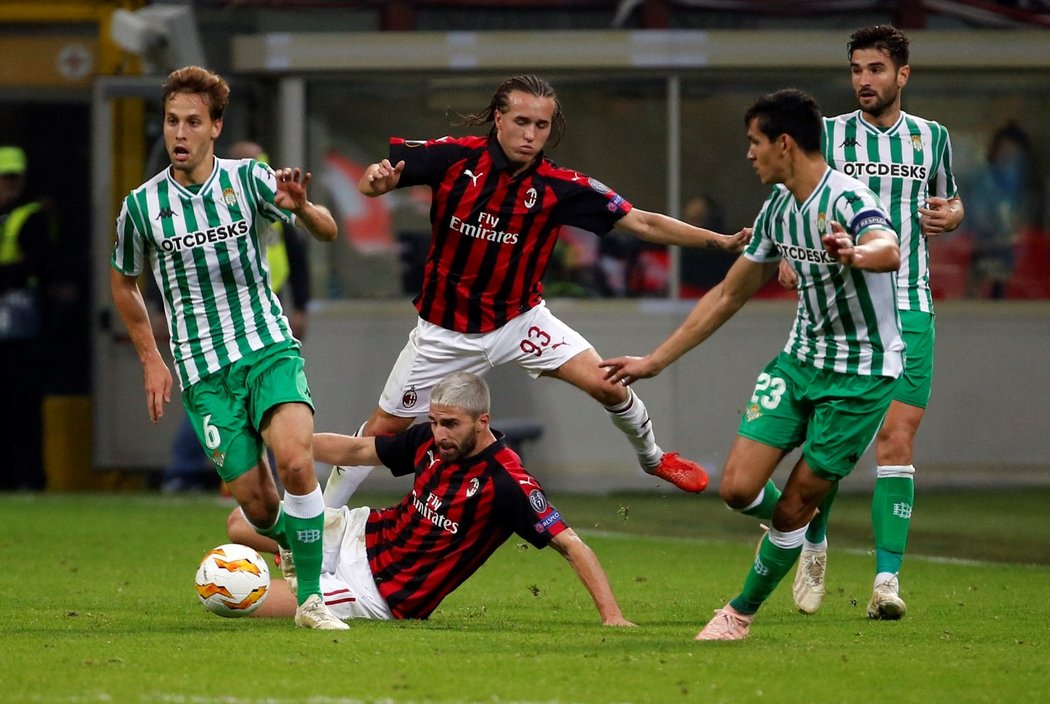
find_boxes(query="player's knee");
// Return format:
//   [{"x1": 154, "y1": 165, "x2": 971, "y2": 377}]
[{"x1": 718, "y1": 477, "x2": 756, "y2": 510}]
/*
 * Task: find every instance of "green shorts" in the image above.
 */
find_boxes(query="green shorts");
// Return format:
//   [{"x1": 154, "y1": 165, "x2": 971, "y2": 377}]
[
  {"x1": 894, "y1": 310, "x2": 935, "y2": 409},
  {"x1": 737, "y1": 353, "x2": 899, "y2": 481},
  {"x1": 182, "y1": 340, "x2": 314, "y2": 482}
]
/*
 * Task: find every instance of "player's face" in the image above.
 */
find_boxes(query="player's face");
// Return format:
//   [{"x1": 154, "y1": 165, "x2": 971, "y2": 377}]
[
  {"x1": 850, "y1": 48, "x2": 910, "y2": 118},
  {"x1": 494, "y1": 91, "x2": 555, "y2": 171},
  {"x1": 746, "y1": 118, "x2": 786, "y2": 185},
  {"x1": 429, "y1": 403, "x2": 488, "y2": 463},
  {"x1": 164, "y1": 92, "x2": 222, "y2": 185}
]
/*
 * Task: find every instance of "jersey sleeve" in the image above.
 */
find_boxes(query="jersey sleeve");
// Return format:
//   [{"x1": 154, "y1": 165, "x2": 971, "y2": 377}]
[
  {"x1": 493, "y1": 467, "x2": 568, "y2": 549},
  {"x1": 932, "y1": 125, "x2": 959, "y2": 200},
  {"x1": 375, "y1": 423, "x2": 432, "y2": 478},
  {"x1": 742, "y1": 187, "x2": 784, "y2": 264},
  {"x1": 551, "y1": 174, "x2": 632, "y2": 236},
  {"x1": 248, "y1": 159, "x2": 295, "y2": 225},
  {"x1": 834, "y1": 188, "x2": 896, "y2": 243},
  {"x1": 390, "y1": 137, "x2": 464, "y2": 189},
  {"x1": 111, "y1": 195, "x2": 148, "y2": 276}
]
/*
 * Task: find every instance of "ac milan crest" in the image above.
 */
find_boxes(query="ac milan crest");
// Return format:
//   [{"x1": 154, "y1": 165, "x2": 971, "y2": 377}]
[{"x1": 402, "y1": 387, "x2": 418, "y2": 408}]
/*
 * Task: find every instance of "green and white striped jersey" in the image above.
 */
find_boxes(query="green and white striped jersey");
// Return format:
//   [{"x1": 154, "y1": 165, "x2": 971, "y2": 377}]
[
  {"x1": 745, "y1": 167, "x2": 904, "y2": 378},
  {"x1": 112, "y1": 158, "x2": 295, "y2": 389},
  {"x1": 823, "y1": 110, "x2": 958, "y2": 313}
]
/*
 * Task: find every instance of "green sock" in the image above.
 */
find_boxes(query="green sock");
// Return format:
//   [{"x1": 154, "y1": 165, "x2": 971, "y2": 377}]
[
  {"x1": 805, "y1": 481, "x2": 840, "y2": 544},
  {"x1": 284, "y1": 511, "x2": 324, "y2": 605},
  {"x1": 872, "y1": 474, "x2": 914, "y2": 575},
  {"x1": 730, "y1": 534, "x2": 803, "y2": 615},
  {"x1": 740, "y1": 480, "x2": 781, "y2": 520},
  {"x1": 253, "y1": 506, "x2": 290, "y2": 550}
]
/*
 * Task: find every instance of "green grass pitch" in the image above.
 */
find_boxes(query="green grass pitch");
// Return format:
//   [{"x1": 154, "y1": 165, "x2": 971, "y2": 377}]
[{"x1": 2, "y1": 489, "x2": 1048, "y2": 704}]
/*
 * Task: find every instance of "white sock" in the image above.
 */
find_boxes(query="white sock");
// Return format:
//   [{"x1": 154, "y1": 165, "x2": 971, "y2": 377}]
[
  {"x1": 283, "y1": 485, "x2": 325, "y2": 519},
  {"x1": 768, "y1": 524, "x2": 808, "y2": 549},
  {"x1": 323, "y1": 423, "x2": 374, "y2": 508},
  {"x1": 604, "y1": 387, "x2": 662, "y2": 469}
]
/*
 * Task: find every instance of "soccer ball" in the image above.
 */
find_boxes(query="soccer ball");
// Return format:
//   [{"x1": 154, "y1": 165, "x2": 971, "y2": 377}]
[{"x1": 194, "y1": 543, "x2": 270, "y2": 618}]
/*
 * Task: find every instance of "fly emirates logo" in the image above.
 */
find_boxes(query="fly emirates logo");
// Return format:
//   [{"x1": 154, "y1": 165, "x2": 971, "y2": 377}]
[
  {"x1": 411, "y1": 489, "x2": 460, "y2": 535},
  {"x1": 449, "y1": 212, "x2": 519, "y2": 245}
]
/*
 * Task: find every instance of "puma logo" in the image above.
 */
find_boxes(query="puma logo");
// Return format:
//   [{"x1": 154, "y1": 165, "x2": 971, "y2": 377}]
[{"x1": 465, "y1": 169, "x2": 484, "y2": 187}]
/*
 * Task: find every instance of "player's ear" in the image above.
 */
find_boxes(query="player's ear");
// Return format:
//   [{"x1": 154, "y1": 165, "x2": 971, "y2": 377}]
[
  {"x1": 212, "y1": 117, "x2": 224, "y2": 140},
  {"x1": 897, "y1": 64, "x2": 910, "y2": 88},
  {"x1": 476, "y1": 412, "x2": 490, "y2": 432}
]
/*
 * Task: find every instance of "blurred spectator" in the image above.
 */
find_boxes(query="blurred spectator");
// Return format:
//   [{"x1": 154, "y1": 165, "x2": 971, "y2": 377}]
[
  {"x1": 543, "y1": 225, "x2": 614, "y2": 298},
  {"x1": 679, "y1": 194, "x2": 737, "y2": 297},
  {"x1": 966, "y1": 122, "x2": 1041, "y2": 299},
  {"x1": 0, "y1": 146, "x2": 54, "y2": 490}
]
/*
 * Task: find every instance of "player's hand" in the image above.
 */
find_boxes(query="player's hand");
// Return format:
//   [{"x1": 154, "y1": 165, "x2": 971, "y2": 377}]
[
  {"x1": 365, "y1": 159, "x2": 405, "y2": 195},
  {"x1": 919, "y1": 196, "x2": 954, "y2": 236},
  {"x1": 719, "y1": 227, "x2": 752, "y2": 253},
  {"x1": 821, "y1": 221, "x2": 856, "y2": 266},
  {"x1": 599, "y1": 355, "x2": 661, "y2": 386},
  {"x1": 777, "y1": 258, "x2": 798, "y2": 289},
  {"x1": 274, "y1": 167, "x2": 313, "y2": 213},
  {"x1": 142, "y1": 353, "x2": 173, "y2": 423},
  {"x1": 603, "y1": 616, "x2": 638, "y2": 627}
]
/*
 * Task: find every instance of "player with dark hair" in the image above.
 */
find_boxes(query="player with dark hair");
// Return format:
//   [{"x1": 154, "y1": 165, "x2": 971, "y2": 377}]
[
  {"x1": 110, "y1": 66, "x2": 345, "y2": 629},
  {"x1": 325, "y1": 74, "x2": 750, "y2": 509},
  {"x1": 783, "y1": 26, "x2": 964, "y2": 620},
  {"x1": 601, "y1": 88, "x2": 903, "y2": 640},
  {"x1": 229, "y1": 372, "x2": 635, "y2": 626}
]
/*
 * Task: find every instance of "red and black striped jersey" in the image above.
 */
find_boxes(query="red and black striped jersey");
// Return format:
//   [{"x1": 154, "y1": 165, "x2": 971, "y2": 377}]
[
  {"x1": 390, "y1": 134, "x2": 632, "y2": 333},
  {"x1": 365, "y1": 423, "x2": 568, "y2": 620}
]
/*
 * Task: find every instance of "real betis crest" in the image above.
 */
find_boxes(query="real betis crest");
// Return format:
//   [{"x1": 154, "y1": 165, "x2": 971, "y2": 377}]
[
  {"x1": 910, "y1": 134, "x2": 924, "y2": 151},
  {"x1": 222, "y1": 187, "x2": 237, "y2": 206},
  {"x1": 817, "y1": 211, "x2": 827, "y2": 234}
]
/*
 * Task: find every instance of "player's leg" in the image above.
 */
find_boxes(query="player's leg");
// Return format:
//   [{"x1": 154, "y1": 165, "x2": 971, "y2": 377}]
[
  {"x1": 868, "y1": 310, "x2": 933, "y2": 618},
  {"x1": 695, "y1": 438, "x2": 805, "y2": 641}
]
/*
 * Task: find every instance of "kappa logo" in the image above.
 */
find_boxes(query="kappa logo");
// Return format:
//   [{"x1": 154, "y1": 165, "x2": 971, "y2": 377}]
[
  {"x1": 840, "y1": 137, "x2": 860, "y2": 148},
  {"x1": 465, "y1": 169, "x2": 484, "y2": 187},
  {"x1": 156, "y1": 207, "x2": 176, "y2": 220}
]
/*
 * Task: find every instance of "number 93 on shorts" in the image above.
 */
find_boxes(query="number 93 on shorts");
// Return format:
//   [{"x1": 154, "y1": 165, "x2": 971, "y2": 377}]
[{"x1": 736, "y1": 352, "x2": 899, "y2": 481}]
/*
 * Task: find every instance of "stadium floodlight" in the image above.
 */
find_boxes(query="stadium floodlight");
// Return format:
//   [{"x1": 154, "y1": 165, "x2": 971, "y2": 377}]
[{"x1": 110, "y1": 3, "x2": 207, "y2": 74}]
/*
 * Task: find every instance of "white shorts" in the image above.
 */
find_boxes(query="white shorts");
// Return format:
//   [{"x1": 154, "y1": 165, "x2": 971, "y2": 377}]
[
  {"x1": 319, "y1": 506, "x2": 393, "y2": 620},
  {"x1": 379, "y1": 301, "x2": 591, "y2": 417}
]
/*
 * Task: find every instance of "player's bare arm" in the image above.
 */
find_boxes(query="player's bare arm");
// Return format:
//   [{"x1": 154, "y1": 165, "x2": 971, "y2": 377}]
[
  {"x1": 273, "y1": 167, "x2": 338, "y2": 242},
  {"x1": 918, "y1": 195, "x2": 964, "y2": 237},
  {"x1": 109, "y1": 267, "x2": 173, "y2": 423},
  {"x1": 618, "y1": 207, "x2": 751, "y2": 253},
  {"x1": 549, "y1": 529, "x2": 636, "y2": 627},
  {"x1": 601, "y1": 257, "x2": 775, "y2": 386},
  {"x1": 359, "y1": 158, "x2": 406, "y2": 197},
  {"x1": 313, "y1": 432, "x2": 381, "y2": 468},
  {"x1": 822, "y1": 221, "x2": 900, "y2": 271}
]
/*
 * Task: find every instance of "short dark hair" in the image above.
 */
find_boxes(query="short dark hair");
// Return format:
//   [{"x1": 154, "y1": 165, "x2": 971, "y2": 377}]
[
  {"x1": 848, "y1": 25, "x2": 910, "y2": 69},
  {"x1": 162, "y1": 66, "x2": 230, "y2": 121},
  {"x1": 744, "y1": 88, "x2": 823, "y2": 154},
  {"x1": 456, "y1": 74, "x2": 566, "y2": 148}
]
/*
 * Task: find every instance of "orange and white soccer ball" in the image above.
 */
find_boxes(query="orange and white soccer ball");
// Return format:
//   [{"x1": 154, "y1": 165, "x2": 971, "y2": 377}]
[{"x1": 194, "y1": 543, "x2": 270, "y2": 618}]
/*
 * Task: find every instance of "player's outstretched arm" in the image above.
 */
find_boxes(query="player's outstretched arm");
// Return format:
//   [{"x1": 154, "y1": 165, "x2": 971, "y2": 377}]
[
  {"x1": 109, "y1": 267, "x2": 172, "y2": 424},
  {"x1": 549, "y1": 528, "x2": 636, "y2": 627},
  {"x1": 600, "y1": 257, "x2": 775, "y2": 386},
  {"x1": 313, "y1": 432, "x2": 381, "y2": 468},
  {"x1": 617, "y1": 207, "x2": 751, "y2": 253}
]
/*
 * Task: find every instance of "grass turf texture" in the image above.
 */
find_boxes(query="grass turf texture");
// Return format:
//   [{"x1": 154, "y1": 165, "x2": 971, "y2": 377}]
[{"x1": 3, "y1": 490, "x2": 1048, "y2": 704}]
